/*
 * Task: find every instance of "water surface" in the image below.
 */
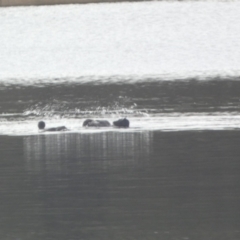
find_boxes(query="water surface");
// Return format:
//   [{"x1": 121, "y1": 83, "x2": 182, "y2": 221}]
[
  {"x1": 1, "y1": 1, "x2": 240, "y2": 240},
  {"x1": 1, "y1": 1, "x2": 240, "y2": 79},
  {"x1": 1, "y1": 130, "x2": 240, "y2": 240}
]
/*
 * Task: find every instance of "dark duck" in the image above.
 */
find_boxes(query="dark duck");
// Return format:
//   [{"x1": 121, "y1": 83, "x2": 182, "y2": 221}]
[
  {"x1": 83, "y1": 118, "x2": 130, "y2": 128},
  {"x1": 113, "y1": 118, "x2": 130, "y2": 128},
  {"x1": 38, "y1": 121, "x2": 68, "y2": 132},
  {"x1": 82, "y1": 119, "x2": 111, "y2": 127}
]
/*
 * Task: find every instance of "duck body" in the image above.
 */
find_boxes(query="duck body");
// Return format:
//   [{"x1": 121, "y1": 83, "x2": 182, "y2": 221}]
[
  {"x1": 83, "y1": 119, "x2": 111, "y2": 127},
  {"x1": 113, "y1": 118, "x2": 130, "y2": 128},
  {"x1": 38, "y1": 121, "x2": 68, "y2": 132},
  {"x1": 43, "y1": 126, "x2": 68, "y2": 132}
]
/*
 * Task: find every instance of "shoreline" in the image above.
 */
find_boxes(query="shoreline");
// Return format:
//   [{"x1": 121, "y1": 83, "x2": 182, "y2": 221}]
[{"x1": 0, "y1": 0, "x2": 145, "y2": 7}]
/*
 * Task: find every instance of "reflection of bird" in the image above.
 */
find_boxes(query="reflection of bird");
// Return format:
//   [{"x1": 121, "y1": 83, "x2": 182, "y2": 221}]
[
  {"x1": 82, "y1": 119, "x2": 111, "y2": 127},
  {"x1": 113, "y1": 118, "x2": 130, "y2": 128},
  {"x1": 38, "y1": 121, "x2": 68, "y2": 132}
]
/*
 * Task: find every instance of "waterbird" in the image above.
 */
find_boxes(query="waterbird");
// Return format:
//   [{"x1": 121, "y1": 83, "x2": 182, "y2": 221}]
[
  {"x1": 83, "y1": 118, "x2": 130, "y2": 128},
  {"x1": 113, "y1": 118, "x2": 130, "y2": 128},
  {"x1": 82, "y1": 119, "x2": 111, "y2": 127},
  {"x1": 38, "y1": 121, "x2": 68, "y2": 132}
]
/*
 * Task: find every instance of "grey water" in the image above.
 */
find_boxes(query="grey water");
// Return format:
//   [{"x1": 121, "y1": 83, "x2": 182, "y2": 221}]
[
  {"x1": 1, "y1": 79, "x2": 240, "y2": 240},
  {"x1": 1, "y1": 1, "x2": 240, "y2": 240}
]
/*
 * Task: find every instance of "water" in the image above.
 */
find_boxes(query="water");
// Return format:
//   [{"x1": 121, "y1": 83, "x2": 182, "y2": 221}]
[
  {"x1": 2, "y1": 131, "x2": 240, "y2": 240},
  {"x1": 1, "y1": 1, "x2": 240, "y2": 240},
  {"x1": 1, "y1": 1, "x2": 240, "y2": 79},
  {"x1": 1, "y1": 80, "x2": 240, "y2": 135}
]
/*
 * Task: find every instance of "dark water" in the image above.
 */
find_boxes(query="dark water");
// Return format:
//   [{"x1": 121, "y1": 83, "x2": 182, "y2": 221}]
[
  {"x1": 1, "y1": 77, "x2": 240, "y2": 115},
  {"x1": 1, "y1": 77, "x2": 240, "y2": 240}
]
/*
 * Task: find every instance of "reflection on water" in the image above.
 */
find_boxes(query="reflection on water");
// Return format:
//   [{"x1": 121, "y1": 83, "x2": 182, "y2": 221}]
[
  {"x1": 23, "y1": 132, "x2": 152, "y2": 173},
  {"x1": 1, "y1": 131, "x2": 240, "y2": 240}
]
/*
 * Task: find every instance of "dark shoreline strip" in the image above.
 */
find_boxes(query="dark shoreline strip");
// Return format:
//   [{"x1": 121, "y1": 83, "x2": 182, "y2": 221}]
[{"x1": 0, "y1": 0, "x2": 147, "y2": 7}]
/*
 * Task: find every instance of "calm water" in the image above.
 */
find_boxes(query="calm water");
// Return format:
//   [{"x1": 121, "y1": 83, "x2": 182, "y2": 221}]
[
  {"x1": 1, "y1": 1, "x2": 240, "y2": 240},
  {"x1": 1, "y1": 130, "x2": 240, "y2": 240}
]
